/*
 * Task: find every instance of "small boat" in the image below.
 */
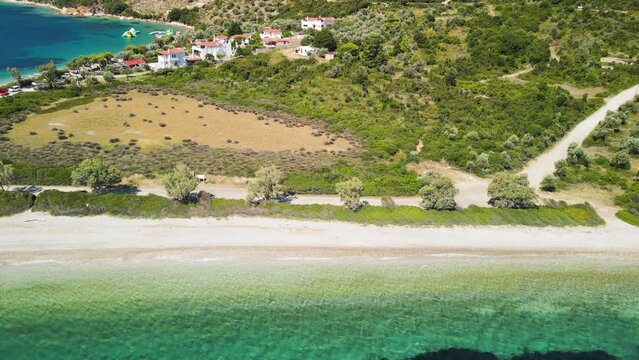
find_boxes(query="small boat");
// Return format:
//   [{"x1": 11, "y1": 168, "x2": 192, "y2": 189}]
[{"x1": 151, "y1": 29, "x2": 175, "y2": 39}]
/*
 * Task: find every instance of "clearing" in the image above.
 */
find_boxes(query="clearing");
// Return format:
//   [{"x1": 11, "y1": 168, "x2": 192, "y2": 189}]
[{"x1": 8, "y1": 91, "x2": 352, "y2": 153}]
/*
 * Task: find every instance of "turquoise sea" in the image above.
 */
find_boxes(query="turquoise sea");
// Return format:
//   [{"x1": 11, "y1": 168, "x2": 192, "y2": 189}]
[
  {"x1": 1, "y1": 259, "x2": 638, "y2": 359},
  {"x1": 0, "y1": 1, "x2": 171, "y2": 85}
]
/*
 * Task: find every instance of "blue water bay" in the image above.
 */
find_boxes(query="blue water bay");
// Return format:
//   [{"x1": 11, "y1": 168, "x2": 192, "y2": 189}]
[{"x1": 0, "y1": 1, "x2": 171, "y2": 84}]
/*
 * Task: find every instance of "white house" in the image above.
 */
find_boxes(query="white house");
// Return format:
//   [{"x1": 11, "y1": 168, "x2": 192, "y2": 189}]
[
  {"x1": 260, "y1": 27, "x2": 282, "y2": 39},
  {"x1": 190, "y1": 41, "x2": 232, "y2": 61},
  {"x1": 301, "y1": 16, "x2": 335, "y2": 30},
  {"x1": 230, "y1": 33, "x2": 252, "y2": 46},
  {"x1": 295, "y1": 46, "x2": 317, "y2": 57},
  {"x1": 156, "y1": 48, "x2": 186, "y2": 69},
  {"x1": 214, "y1": 34, "x2": 229, "y2": 44}
]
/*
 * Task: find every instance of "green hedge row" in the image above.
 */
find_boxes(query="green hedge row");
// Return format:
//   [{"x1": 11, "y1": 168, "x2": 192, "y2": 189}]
[{"x1": 0, "y1": 191, "x2": 35, "y2": 216}]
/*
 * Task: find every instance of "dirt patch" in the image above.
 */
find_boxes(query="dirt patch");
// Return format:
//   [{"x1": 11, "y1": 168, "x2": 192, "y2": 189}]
[
  {"x1": 8, "y1": 91, "x2": 351, "y2": 153},
  {"x1": 551, "y1": 83, "x2": 605, "y2": 98}
]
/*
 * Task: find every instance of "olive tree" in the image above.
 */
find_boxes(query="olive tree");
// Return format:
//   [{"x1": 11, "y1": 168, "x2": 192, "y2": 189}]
[
  {"x1": 418, "y1": 172, "x2": 458, "y2": 210},
  {"x1": 246, "y1": 165, "x2": 285, "y2": 204},
  {"x1": 336, "y1": 177, "x2": 363, "y2": 211},
  {"x1": 540, "y1": 175, "x2": 558, "y2": 192},
  {"x1": 0, "y1": 161, "x2": 15, "y2": 191},
  {"x1": 71, "y1": 158, "x2": 121, "y2": 192},
  {"x1": 487, "y1": 172, "x2": 537, "y2": 209},
  {"x1": 610, "y1": 150, "x2": 631, "y2": 170},
  {"x1": 567, "y1": 142, "x2": 589, "y2": 167},
  {"x1": 164, "y1": 163, "x2": 198, "y2": 203}
]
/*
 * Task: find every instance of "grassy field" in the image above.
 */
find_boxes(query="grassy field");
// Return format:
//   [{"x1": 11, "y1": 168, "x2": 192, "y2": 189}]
[
  {"x1": 617, "y1": 210, "x2": 639, "y2": 227},
  {"x1": 8, "y1": 91, "x2": 352, "y2": 153},
  {"x1": 0, "y1": 191, "x2": 35, "y2": 217},
  {"x1": 28, "y1": 190, "x2": 605, "y2": 227}
]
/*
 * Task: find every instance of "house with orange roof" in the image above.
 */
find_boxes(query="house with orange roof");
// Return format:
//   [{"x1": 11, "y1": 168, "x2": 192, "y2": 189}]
[
  {"x1": 156, "y1": 48, "x2": 186, "y2": 69},
  {"x1": 260, "y1": 27, "x2": 283, "y2": 39},
  {"x1": 190, "y1": 40, "x2": 232, "y2": 61},
  {"x1": 214, "y1": 34, "x2": 229, "y2": 44},
  {"x1": 262, "y1": 37, "x2": 291, "y2": 48},
  {"x1": 301, "y1": 16, "x2": 335, "y2": 30}
]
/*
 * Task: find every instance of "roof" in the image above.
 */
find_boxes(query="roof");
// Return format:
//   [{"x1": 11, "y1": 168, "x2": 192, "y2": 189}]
[
  {"x1": 123, "y1": 58, "x2": 146, "y2": 67},
  {"x1": 262, "y1": 27, "x2": 282, "y2": 34},
  {"x1": 185, "y1": 56, "x2": 202, "y2": 62},
  {"x1": 194, "y1": 41, "x2": 223, "y2": 47},
  {"x1": 304, "y1": 16, "x2": 335, "y2": 21},
  {"x1": 214, "y1": 34, "x2": 228, "y2": 39},
  {"x1": 159, "y1": 48, "x2": 185, "y2": 55},
  {"x1": 262, "y1": 38, "x2": 290, "y2": 43},
  {"x1": 231, "y1": 33, "x2": 252, "y2": 39}
]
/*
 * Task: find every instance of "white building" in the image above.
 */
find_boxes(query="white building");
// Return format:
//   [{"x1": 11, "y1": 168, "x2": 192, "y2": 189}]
[
  {"x1": 190, "y1": 41, "x2": 232, "y2": 61},
  {"x1": 260, "y1": 27, "x2": 283, "y2": 39},
  {"x1": 230, "y1": 34, "x2": 252, "y2": 46},
  {"x1": 295, "y1": 46, "x2": 317, "y2": 57},
  {"x1": 156, "y1": 48, "x2": 186, "y2": 69},
  {"x1": 262, "y1": 38, "x2": 291, "y2": 48},
  {"x1": 301, "y1": 17, "x2": 335, "y2": 30},
  {"x1": 214, "y1": 34, "x2": 229, "y2": 44}
]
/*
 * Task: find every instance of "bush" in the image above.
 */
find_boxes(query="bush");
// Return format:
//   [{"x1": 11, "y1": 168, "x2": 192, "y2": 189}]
[
  {"x1": 488, "y1": 172, "x2": 538, "y2": 209},
  {"x1": 619, "y1": 137, "x2": 639, "y2": 155},
  {"x1": 418, "y1": 172, "x2": 458, "y2": 210},
  {"x1": 246, "y1": 165, "x2": 285, "y2": 204},
  {"x1": 71, "y1": 158, "x2": 122, "y2": 192},
  {"x1": 163, "y1": 163, "x2": 198, "y2": 203},
  {"x1": 0, "y1": 160, "x2": 15, "y2": 190},
  {"x1": 567, "y1": 142, "x2": 589, "y2": 167},
  {"x1": 540, "y1": 175, "x2": 558, "y2": 192},
  {"x1": 381, "y1": 196, "x2": 396, "y2": 209},
  {"x1": 0, "y1": 190, "x2": 35, "y2": 216},
  {"x1": 336, "y1": 177, "x2": 363, "y2": 211},
  {"x1": 610, "y1": 150, "x2": 631, "y2": 170},
  {"x1": 103, "y1": 71, "x2": 115, "y2": 82}
]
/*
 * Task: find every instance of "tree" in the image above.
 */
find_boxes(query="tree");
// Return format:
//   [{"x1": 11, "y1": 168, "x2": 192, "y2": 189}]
[
  {"x1": 336, "y1": 177, "x2": 363, "y2": 211},
  {"x1": 246, "y1": 165, "x2": 285, "y2": 204},
  {"x1": 6, "y1": 67, "x2": 21, "y2": 84},
  {"x1": 71, "y1": 158, "x2": 121, "y2": 192},
  {"x1": 361, "y1": 34, "x2": 387, "y2": 68},
  {"x1": 0, "y1": 161, "x2": 15, "y2": 191},
  {"x1": 227, "y1": 22, "x2": 243, "y2": 36},
  {"x1": 103, "y1": 71, "x2": 115, "y2": 82},
  {"x1": 336, "y1": 42, "x2": 360, "y2": 58},
  {"x1": 487, "y1": 172, "x2": 538, "y2": 209},
  {"x1": 36, "y1": 61, "x2": 59, "y2": 90},
  {"x1": 164, "y1": 163, "x2": 198, "y2": 203},
  {"x1": 619, "y1": 137, "x2": 639, "y2": 155},
  {"x1": 610, "y1": 150, "x2": 631, "y2": 170},
  {"x1": 540, "y1": 175, "x2": 558, "y2": 192},
  {"x1": 312, "y1": 29, "x2": 337, "y2": 51},
  {"x1": 418, "y1": 172, "x2": 458, "y2": 210},
  {"x1": 566, "y1": 142, "x2": 589, "y2": 167},
  {"x1": 553, "y1": 159, "x2": 569, "y2": 178}
]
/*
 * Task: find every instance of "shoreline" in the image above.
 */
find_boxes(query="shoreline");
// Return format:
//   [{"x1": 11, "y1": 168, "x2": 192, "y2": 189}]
[
  {"x1": 1, "y1": 0, "x2": 194, "y2": 30},
  {"x1": 1, "y1": 212, "x2": 638, "y2": 264}
]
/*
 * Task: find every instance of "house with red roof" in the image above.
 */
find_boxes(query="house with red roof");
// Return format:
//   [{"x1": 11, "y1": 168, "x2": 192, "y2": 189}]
[
  {"x1": 260, "y1": 27, "x2": 283, "y2": 39},
  {"x1": 301, "y1": 16, "x2": 335, "y2": 30},
  {"x1": 214, "y1": 34, "x2": 229, "y2": 44},
  {"x1": 262, "y1": 37, "x2": 291, "y2": 48},
  {"x1": 122, "y1": 58, "x2": 147, "y2": 69},
  {"x1": 156, "y1": 48, "x2": 186, "y2": 69}
]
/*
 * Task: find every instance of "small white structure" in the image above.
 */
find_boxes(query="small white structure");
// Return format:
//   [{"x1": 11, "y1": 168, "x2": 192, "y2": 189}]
[
  {"x1": 295, "y1": 46, "x2": 317, "y2": 57},
  {"x1": 301, "y1": 17, "x2": 335, "y2": 30},
  {"x1": 325, "y1": 51, "x2": 336, "y2": 60},
  {"x1": 156, "y1": 48, "x2": 186, "y2": 69},
  {"x1": 260, "y1": 27, "x2": 283, "y2": 39},
  {"x1": 230, "y1": 33, "x2": 252, "y2": 46},
  {"x1": 190, "y1": 41, "x2": 232, "y2": 61}
]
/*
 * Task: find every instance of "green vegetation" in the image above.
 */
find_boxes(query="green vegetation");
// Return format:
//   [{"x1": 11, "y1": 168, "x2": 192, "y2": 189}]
[
  {"x1": 29, "y1": 190, "x2": 604, "y2": 227},
  {"x1": 163, "y1": 163, "x2": 197, "y2": 203},
  {"x1": 246, "y1": 165, "x2": 285, "y2": 203},
  {"x1": 553, "y1": 99, "x2": 639, "y2": 225},
  {"x1": 617, "y1": 210, "x2": 639, "y2": 227},
  {"x1": 0, "y1": 160, "x2": 15, "y2": 190},
  {"x1": 418, "y1": 172, "x2": 458, "y2": 210},
  {"x1": 3, "y1": 162, "x2": 72, "y2": 186},
  {"x1": 71, "y1": 158, "x2": 122, "y2": 192},
  {"x1": 487, "y1": 172, "x2": 537, "y2": 209},
  {"x1": 0, "y1": 190, "x2": 35, "y2": 216},
  {"x1": 335, "y1": 176, "x2": 363, "y2": 210}
]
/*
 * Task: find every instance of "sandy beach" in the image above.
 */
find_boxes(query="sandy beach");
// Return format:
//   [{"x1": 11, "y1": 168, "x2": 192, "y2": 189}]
[{"x1": 1, "y1": 211, "x2": 638, "y2": 266}]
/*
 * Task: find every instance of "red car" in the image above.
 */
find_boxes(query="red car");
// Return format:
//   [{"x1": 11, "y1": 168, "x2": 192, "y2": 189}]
[{"x1": 0, "y1": 88, "x2": 8, "y2": 97}]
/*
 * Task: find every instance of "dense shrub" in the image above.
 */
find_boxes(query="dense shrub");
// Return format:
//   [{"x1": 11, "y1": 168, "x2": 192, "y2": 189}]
[{"x1": 0, "y1": 190, "x2": 35, "y2": 216}]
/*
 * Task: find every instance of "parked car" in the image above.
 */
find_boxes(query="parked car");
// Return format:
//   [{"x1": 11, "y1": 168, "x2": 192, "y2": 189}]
[
  {"x1": 8, "y1": 85, "x2": 21, "y2": 93},
  {"x1": 0, "y1": 88, "x2": 8, "y2": 97}
]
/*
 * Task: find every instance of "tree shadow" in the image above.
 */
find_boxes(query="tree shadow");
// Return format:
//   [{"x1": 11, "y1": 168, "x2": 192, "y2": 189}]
[
  {"x1": 403, "y1": 348, "x2": 619, "y2": 360},
  {"x1": 99, "y1": 185, "x2": 140, "y2": 195}
]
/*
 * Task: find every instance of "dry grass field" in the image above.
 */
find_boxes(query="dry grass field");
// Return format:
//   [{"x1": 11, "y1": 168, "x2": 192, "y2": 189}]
[{"x1": 8, "y1": 91, "x2": 351, "y2": 153}]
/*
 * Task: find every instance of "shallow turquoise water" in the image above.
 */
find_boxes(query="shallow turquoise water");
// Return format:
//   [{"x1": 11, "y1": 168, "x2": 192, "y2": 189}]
[
  {"x1": 0, "y1": 1, "x2": 171, "y2": 84},
  {"x1": 1, "y1": 261, "x2": 638, "y2": 359}
]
